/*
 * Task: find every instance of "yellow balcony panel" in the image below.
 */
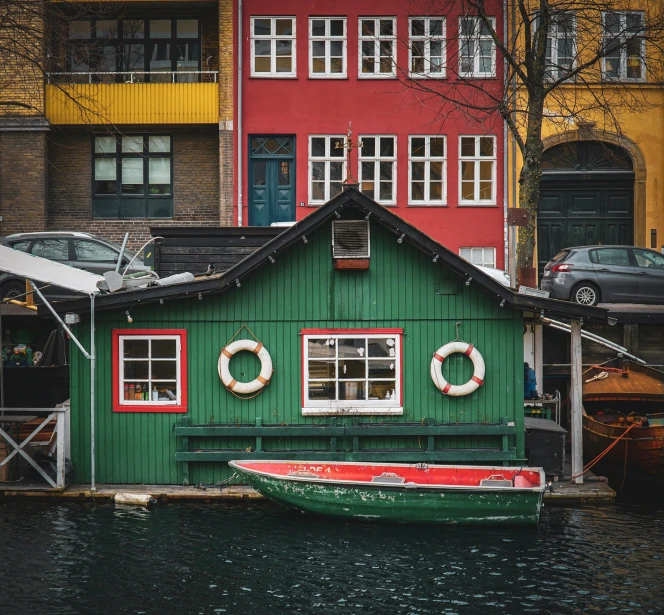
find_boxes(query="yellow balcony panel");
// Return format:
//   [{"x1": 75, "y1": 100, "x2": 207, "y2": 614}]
[{"x1": 46, "y1": 83, "x2": 219, "y2": 125}]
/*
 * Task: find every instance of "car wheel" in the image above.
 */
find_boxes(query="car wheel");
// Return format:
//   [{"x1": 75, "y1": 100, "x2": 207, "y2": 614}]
[
  {"x1": 1, "y1": 281, "x2": 26, "y2": 300},
  {"x1": 571, "y1": 282, "x2": 600, "y2": 306}
]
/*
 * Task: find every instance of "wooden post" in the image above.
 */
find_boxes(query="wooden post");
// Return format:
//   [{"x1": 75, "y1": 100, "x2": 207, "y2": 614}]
[
  {"x1": 56, "y1": 410, "x2": 66, "y2": 489},
  {"x1": 570, "y1": 320, "x2": 583, "y2": 484}
]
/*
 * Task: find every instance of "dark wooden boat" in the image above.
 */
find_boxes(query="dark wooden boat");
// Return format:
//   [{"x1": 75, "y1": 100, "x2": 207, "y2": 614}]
[
  {"x1": 583, "y1": 360, "x2": 664, "y2": 488},
  {"x1": 229, "y1": 460, "x2": 546, "y2": 526}
]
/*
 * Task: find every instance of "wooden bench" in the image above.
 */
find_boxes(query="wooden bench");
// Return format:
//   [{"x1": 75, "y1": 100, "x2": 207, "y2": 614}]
[{"x1": 174, "y1": 417, "x2": 520, "y2": 485}]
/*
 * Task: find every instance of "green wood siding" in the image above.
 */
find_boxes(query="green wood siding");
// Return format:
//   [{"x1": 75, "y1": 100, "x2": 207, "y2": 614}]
[{"x1": 70, "y1": 221, "x2": 524, "y2": 484}]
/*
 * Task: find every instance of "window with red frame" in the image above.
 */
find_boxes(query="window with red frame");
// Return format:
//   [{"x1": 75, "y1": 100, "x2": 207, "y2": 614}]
[
  {"x1": 301, "y1": 329, "x2": 402, "y2": 416},
  {"x1": 112, "y1": 329, "x2": 187, "y2": 412}
]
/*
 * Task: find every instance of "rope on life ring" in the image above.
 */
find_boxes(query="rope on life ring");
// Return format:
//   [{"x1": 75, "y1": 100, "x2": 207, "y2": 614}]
[
  {"x1": 218, "y1": 338, "x2": 273, "y2": 395},
  {"x1": 430, "y1": 341, "x2": 485, "y2": 397}
]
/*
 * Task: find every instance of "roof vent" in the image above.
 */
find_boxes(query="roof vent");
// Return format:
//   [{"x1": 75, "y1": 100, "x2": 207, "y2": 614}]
[{"x1": 332, "y1": 221, "x2": 370, "y2": 259}]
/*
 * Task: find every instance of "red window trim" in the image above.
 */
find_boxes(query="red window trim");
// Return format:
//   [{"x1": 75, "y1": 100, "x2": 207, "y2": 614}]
[
  {"x1": 300, "y1": 328, "x2": 404, "y2": 408},
  {"x1": 112, "y1": 329, "x2": 188, "y2": 413}
]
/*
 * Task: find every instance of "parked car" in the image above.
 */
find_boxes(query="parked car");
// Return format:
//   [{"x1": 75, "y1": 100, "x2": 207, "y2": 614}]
[
  {"x1": 541, "y1": 245, "x2": 664, "y2": 306},
  {"x1": 0, "y1": 231, "x2": 149, "y2": 300}
]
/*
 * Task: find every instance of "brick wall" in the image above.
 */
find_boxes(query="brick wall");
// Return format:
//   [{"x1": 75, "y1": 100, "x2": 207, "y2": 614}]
[
  {"x1": 0, "y1": 131, "x2": 48, "y2": 236},
  {"x1": 47, "y1": 128, "x2": 220, "y2": 249}
]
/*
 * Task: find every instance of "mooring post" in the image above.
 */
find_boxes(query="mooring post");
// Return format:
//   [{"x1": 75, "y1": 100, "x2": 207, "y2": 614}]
[{"x1": 570, "y1": 320, "x2": 583, "y2": 484}]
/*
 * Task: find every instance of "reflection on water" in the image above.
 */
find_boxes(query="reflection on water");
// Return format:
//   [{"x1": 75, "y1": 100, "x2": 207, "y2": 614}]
[{"x1": 0, "y1": 500, "x2": 662, "y2": 614}]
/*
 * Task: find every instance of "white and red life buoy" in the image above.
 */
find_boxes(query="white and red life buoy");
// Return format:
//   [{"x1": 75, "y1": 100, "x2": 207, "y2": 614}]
[
  {"x1": 218, "y1": 339, "x2": 273, "y2": 394},
  {"x1": 430, "y1": 341, "x2": 485, "y2": 396}
]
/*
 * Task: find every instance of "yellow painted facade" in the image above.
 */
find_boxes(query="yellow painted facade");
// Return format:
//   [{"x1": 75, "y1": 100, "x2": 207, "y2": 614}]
[{"x1": 46, "y1": 82, "x2": 220, "y2": 125}]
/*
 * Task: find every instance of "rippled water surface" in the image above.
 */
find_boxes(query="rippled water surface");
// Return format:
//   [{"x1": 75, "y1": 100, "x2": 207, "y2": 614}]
[{"x1": 1, "y1": 500, "x2": 663, "y2": 615}]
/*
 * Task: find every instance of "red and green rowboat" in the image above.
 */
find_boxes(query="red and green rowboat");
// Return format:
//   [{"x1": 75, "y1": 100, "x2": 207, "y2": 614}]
[{"x1": 228, "y1": 461, "x2": 546, "y2": 526}]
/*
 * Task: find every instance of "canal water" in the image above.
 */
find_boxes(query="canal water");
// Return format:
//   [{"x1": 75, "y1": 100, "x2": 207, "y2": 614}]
[{"x1": 1, "y1": 500, "x2": 662, "y2": 615}]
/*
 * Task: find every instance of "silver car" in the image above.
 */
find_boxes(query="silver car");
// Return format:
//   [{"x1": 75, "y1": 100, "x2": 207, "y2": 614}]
[
  {"x1": 541, "y1": 245, "x2": 664, "y2": 306},
  {"x1": 0, "y1": 231, "x2": 149, "y2": 299}
]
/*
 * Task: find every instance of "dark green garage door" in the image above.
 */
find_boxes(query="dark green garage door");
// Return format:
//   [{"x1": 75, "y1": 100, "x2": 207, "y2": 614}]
[{"x1": 537, "y1": 141, "x2": 634, "y2": 273}]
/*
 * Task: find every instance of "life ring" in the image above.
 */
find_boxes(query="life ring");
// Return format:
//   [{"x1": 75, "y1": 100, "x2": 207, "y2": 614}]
[
  {"x1": 218, "y1": 339, "x2": 273, "y2": 394},
  {"x1": 430, "y1": 341, "x2": 485, "y2": 396}
]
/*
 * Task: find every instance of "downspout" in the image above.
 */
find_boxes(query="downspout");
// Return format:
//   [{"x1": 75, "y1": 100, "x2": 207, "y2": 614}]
[
  {"x1": 509, "y1": 0, "x2": 518, "y2": 287},
  {"x1": 237, "y1": 0, "x2": 243, "y2": 226},
  {"x1": 90, "y1": 293, "x2": 96, "y2": 493}
]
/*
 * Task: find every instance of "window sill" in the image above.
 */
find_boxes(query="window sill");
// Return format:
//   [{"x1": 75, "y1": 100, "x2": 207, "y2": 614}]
[
  {"x1": 409, "y1": 74, "x2": 447, "y2": 80},
  {"x1": 308, "y1": 75, "x2": 348, "y2": 80},
  {"x1": 302, "y1": 407, "x2": 403, "y2": 416},
  {"x1": 357, "y1": 74, "x2": 397, "y2": 80},
  {"x1": 458, "y1": 74, "x2": 497, "y2": 80},
  {"x1": 457, "y1": 202, "x2": 498, "y2": 207},
  {"x1": 408, "y1": 202, "x2": 447, "y2": 207},
  {"x1": 113, "y1": 404, "x2": 187, "y2": 413},
  {"x1": 250, "y1": 75, "x2": 298, "y2": 79}
]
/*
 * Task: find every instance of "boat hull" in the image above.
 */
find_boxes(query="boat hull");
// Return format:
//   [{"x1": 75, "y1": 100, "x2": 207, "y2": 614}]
[
  {"x1": 230, "y1": 461, "x2": 544, "y2": 526},
  {"x1": 583, "y1": 414, "x2": 664, "y2": 487}
]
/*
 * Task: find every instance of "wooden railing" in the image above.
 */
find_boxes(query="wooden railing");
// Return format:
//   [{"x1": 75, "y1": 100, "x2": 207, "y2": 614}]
[
  {"x1": 175, "y1": 417, "x2": 519, "y2": 486},
  {"x1": 0, "y1": 407, "x2": 68, "y2": 490}
]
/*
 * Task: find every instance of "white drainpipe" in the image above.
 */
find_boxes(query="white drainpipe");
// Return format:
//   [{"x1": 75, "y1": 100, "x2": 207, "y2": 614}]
[{"x1": 237, "y1": 0, "x2": 243, "y2": 226}]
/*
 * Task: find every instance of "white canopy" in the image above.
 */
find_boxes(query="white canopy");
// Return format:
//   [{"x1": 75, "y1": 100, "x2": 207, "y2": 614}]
[{"x1": 0, "y1": 244, "x2": 102, "y2": 294}]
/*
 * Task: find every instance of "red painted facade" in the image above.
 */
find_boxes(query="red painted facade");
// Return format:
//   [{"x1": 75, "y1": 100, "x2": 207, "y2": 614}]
[{"x1": 235, "y1": 1, "x2": 506, "y2": 268}]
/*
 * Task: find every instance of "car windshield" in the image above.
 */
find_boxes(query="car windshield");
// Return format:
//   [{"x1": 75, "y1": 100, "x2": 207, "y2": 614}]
[{"x1": 104, "y1": 240, "x2": 137, "y2": 261}]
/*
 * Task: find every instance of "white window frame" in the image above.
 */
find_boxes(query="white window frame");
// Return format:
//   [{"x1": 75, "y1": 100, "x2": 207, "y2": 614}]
[
  {"x1": 302, "y1": 332, "x2": 403, "y2": 416},
  {"x1": 409, "y1": 17, "x2": 446, "y2": 78},
  {"x1": 458, "y1": 16, "x2": 496, "y2": 78},
  {"x1": 117, "y1": 334, "x2": 183, "y2": 407},
  {"x1": 358, "y1": 17, "x2": 397, "y2": 78},
  {"x1": 541, "y1": 12, "x2": 577, "y2": 81},
  {"x1": 250, "y1": 16, "x2": 296, "y2": 78},
  {"x1": 601, "y1": 11, "x2": 646, "y2": 82},
  {"x1": 309, "y1": 135, "x2": 346, "y2": 204},
  {"x1": 358, "y1": 135, "x2": 397, "y2": 205},
  {"x1": 460, "y1": 247, "x2": 496, "y2": 268},
  {"x1": 309, "y1": 17, "x2": 347, "y2": 78},
  {"x1": 408, "y1": 135, "x2": 447, "y2": 205},
  {"x1": 459, "y1": 135, "x2": 497, "y2": 205}
]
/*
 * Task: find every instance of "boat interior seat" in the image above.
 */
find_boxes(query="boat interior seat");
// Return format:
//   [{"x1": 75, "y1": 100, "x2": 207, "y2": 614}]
[{"x1": 479, "y1": 477, "x2": 512, "y2": 488}]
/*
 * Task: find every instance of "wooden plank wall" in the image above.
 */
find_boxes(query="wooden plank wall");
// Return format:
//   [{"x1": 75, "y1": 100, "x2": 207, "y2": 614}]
[{"x1": 151, "y1": 227, "x2": 284, "y2": 277}]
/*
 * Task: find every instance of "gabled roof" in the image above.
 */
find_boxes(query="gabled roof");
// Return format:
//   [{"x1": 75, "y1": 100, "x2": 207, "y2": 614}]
[{"x1": 47, "y1": 187, "x2": 609, "y2": 323}]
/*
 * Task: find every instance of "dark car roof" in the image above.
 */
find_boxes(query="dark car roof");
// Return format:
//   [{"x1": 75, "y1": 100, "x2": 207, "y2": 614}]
[{"x1": 561, "y1": 245, "x2": 652, "y2": 251}]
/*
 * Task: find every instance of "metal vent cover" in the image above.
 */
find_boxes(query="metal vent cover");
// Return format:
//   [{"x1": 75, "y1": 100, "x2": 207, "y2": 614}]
[{"x1": 332, "y1": 220, "x2": 370, "y2": 259}]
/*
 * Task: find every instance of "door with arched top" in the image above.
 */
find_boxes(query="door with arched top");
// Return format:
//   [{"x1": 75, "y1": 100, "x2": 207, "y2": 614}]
[{"x1": 538, "y1": 141, "x2": 634, "y2": 273}]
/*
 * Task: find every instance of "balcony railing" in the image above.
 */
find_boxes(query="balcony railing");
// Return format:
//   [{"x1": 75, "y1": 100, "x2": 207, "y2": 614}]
[{"x1": 47, "y1": 70, "x2": 219, "y2": 84}]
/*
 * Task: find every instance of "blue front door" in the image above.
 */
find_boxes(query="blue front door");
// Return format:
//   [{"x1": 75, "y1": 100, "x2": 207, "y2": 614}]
[{"x1": 249, "y1": 136, "x2": 295, "y2": 226}]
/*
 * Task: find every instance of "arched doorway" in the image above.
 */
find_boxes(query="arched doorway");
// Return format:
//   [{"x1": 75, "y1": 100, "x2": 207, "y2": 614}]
[{"x1": 537, "y1": 141, "x2": 635, "y2": 273}]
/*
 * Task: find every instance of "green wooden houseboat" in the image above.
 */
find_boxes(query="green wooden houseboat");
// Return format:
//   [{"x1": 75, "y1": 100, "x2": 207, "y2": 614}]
[{"x1": 56, "y1": 188, "x2": 606, "y2": 486}]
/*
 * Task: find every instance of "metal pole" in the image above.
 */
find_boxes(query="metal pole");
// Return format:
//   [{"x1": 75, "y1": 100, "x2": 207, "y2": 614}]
[
  {"x1": 90, "y1": 293, "x2": 96, "y2": 493},
  {"x1": 115, "y1": 232, "x2": 130, "y2": 273},
  {"x1": 237, "y1": 0, "x2": 244, "y2": 226},
  {"x1": 570, "y1": 320, "x2": 583, "y2": 484}
]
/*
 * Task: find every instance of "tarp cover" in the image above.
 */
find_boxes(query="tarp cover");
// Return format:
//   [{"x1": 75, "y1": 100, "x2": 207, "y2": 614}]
[{"x1": 0, "y1": 244, "x2": 102, "y2": 294}]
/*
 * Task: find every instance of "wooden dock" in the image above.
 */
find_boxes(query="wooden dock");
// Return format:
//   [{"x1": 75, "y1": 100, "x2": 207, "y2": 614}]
[{"x1": 1, "y1": 479, "x2": 615, "y2": 505}]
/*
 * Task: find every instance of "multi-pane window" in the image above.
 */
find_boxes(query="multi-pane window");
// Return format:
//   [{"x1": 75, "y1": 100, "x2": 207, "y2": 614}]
[
  {"x1": 310, "y1": 18, "x2": 346, "y2": 77},
  {"x1": 359, "y1": 17, "x2": 396, "y2": 77},
  {"x1": 602, "y1": 11, "x2": 645, "y2": 81},
  {"x1": 93, "y1": 134, "x2": 173, "y2": 219},
  {"x1": 459, "y1": 136, "x2": 496, "y2": 204},
  {"x1": 409, "y1": 17, "x2": 446, "y2": 77},
  {"x1": 309, "y1": 136, "x2": 346, "y2": 203},
  {"x1": 543, "y1": 12, "x2": 576, "y2": 80},
  {"x1": 251, "y1": 17, "x2": 296, "y2": 77},
  {"x1": 409, "y1": 136, "x2": 446, "y2": 204},
  {"x1": 459, "y1": 17, "x2": 496, "y2": 77},
  {"x1": 359, "y1": 136, "x2": 396, "y2": 204},
  {"x1": 302, "y1": 331, "x2": 402, "y2": 415},
  {"x1": 66, "y1": 18, "x2": 201, "y2": 83},
  {"x1": 460, "y1": 247, "x2": 496, "y2": 268},
  {"x1": 113, "y1": 330, "x2": 187, "y2": 413}
]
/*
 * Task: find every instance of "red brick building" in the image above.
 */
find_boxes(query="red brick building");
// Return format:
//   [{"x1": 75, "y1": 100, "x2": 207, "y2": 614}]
[{"x1": 236, "y1": 0, "x2": 506, "y2": 268}]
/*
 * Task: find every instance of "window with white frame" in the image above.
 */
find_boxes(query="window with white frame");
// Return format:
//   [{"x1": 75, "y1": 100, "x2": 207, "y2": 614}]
[
  {"x1": 542, "y1": 12, "x2": 576, "y2": 80},
  {"x1": 409, "y1": 17, "x2": 446, "y2": 77},
  {"x1": 302, "y1": 330, "x2": 402, "y2": 415},
  {"x1": 459, "y1": 136, "x2": 496, "y2": 204},
  {"x1": 409, "y1": 136, "x2": 446, "y2": 204},
  {"x1": 359, "y1": 136, "x2": 396, "y2": 204},
  {"x1": 359, "y1": 17, "x2": 396, "y2": 77},
  {"x1": 251, "y1": 17, "x2": 296, "y2": 77},
  {"x1": 113, "y1": 330, "x2": 187, "y2": 412},
  {"x1": 602, "y1": 11, "x2": 645, "y2": 81},
  {"x1": 309, "y1": 135, "x2": 346, "y2": 203},
  {"x1": 459, "y1": 16, "x2": 496, "y2": 77},
  {"x1": 309, "y1": 17, "x2": 346, "y2": 77},
  {"x1": 460, "y1": 247, "x2": 496, "y2": 268}
]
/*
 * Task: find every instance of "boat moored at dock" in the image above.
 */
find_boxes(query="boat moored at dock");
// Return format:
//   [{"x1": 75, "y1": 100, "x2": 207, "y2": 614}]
[{"x1": 229, "y1": 460, "x2": 546, "y2": 526}]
